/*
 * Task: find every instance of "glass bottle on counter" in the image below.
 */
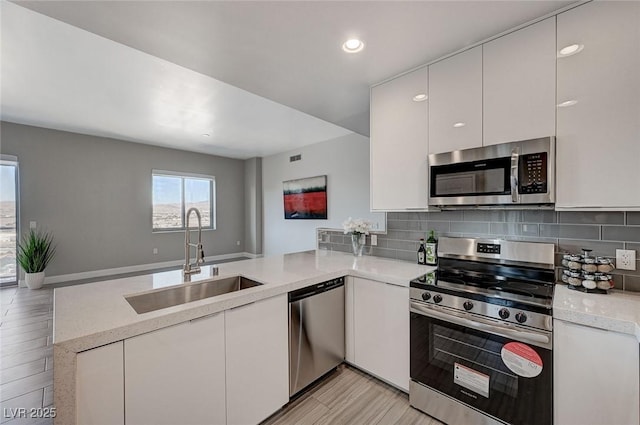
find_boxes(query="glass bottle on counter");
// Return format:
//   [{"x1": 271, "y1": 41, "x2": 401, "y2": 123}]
[
  {"x1": 417, "y1": 239, "x2": 426, "y2": 265},
  {"x1": 425, "y1": 230, "x2": 438, "y2": 266}
]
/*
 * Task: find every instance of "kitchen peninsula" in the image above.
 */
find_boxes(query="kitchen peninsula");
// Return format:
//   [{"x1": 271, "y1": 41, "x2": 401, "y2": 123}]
[
  {"x1": 53, "y1": 250, "x2": 434, "y2": 425},
  {"x1": 54, "y1": 248, "x2": 640, "y2": 425}
]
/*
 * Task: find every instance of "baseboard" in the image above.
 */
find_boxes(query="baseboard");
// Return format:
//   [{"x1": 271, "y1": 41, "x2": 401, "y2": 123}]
[
  {"x1": 17, "y1": 252, "x2": 262, "y2": 287},
  {"x1": 242, "y1": 252, "x2": 263, "y2": 259}
]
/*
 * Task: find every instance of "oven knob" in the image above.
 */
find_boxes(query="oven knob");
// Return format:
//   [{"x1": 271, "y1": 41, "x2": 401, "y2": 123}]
[
  {"x1": 515, "y1": 312, "x2": 527, "y2": 323},
  {"x1": 433, "y1": 294, "x2": 443, "y2": 304},
  {"x1": 463, "y1": 301, "x2": 473, "y2": 311},
  {"x1": 498, "y1": 308, "x2": 510, "y2": 319},
  {"x1": 422, "y1": 292, "x2": 431, "y2": 301}
]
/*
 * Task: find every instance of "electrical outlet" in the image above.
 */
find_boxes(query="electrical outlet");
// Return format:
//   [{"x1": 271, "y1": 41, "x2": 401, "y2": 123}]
[
  {"x1": 153, "y1": 248, "x2": 158, "y2": 255},
  {"x1": 371, "y1": 234, "x2": 378, "y2": 246},
  {"x1": 236, "y1": 240, "x2": 240, "y2": 246},
  {"x1": 29, "y1": 221, "x2": 36, "y2": 229},
  {"x1": 616, "y1": 249, "x2": 636, "y2": 271}
]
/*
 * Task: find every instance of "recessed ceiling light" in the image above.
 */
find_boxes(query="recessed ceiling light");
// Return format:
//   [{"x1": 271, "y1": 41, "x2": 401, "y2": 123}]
[
  {"x1": 413, "y1": 94, "x2": 428, "y2": 102},
  {"x1": 342, "y1": 38, "x2": 364, "y2": 53},
  {"x1": 557, "y1": 100, "x2": 578, "y2": 108},
  {"x1": 453, "y1": 122, "x2": 466, "y2": 128},
  {"x1": 558, "y1": 44, "x2": 584, "y2": 57}
]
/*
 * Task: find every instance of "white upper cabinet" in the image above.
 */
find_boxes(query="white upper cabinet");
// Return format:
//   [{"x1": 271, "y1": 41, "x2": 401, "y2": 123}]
[
  {"x1": 556, "y1": 1, "x2": 640, "y2": 209},
  {"x1": 428, "y1": 46, "x2": 482, "y2": 154},
  {"x1": 483, "y1": 18, "x2": 556, "y2": 146},
  {"x1": 370, "y1": 67, "x2": 428, "y2": 210}
]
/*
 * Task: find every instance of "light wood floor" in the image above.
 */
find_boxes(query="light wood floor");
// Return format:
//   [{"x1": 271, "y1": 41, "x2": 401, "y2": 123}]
[
  {"x1": 263, "y1": 365, "x2": 443, "y2": 425},
  {"x1": 0, "y1": 286, "x2": 54, "y2": 425}
]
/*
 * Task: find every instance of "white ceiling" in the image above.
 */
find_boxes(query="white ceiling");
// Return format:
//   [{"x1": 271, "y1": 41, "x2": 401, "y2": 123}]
[{"x1": 2, "y1": 1, "x2": 575, "y2": 159}]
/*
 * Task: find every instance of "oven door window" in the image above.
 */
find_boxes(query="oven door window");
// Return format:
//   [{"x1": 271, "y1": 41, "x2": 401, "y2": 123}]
[
  {"x1": 410, "y1": 312, "x2": 552, "y2": 425},
  {"x1": 430, "y1": 157, "x2": 511, "y2": 198}
]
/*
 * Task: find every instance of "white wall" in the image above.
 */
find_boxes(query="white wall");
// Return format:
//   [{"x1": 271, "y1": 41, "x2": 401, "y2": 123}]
[{"x1": 262, "y1": 133, "x2": 385, "y2": 255}]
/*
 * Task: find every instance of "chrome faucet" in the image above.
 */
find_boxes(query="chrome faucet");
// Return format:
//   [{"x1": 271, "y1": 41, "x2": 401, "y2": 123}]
[{"x1": 184, "y1": 207, "x2": 205, "y2": 276}]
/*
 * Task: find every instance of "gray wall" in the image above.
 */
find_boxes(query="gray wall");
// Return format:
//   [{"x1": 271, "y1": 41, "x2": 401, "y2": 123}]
[
  {"x1": 319, "y1": 210, "x2": 640, "y2": 292},
  {"x1": 1, "y1": 122, "x2": 246, "y2": 277},
  {"x1": 243, "y1": 157, "x2": 263, "y2": 255}
]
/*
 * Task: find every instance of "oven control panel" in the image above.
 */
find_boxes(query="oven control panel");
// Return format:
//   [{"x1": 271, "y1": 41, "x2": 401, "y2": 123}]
[
  {"x1": 477, "y1": 243, "x2": 501, "y2": 254},
  {"x1": 409, "y1": 287, "x2": 552, "y2": 332}
]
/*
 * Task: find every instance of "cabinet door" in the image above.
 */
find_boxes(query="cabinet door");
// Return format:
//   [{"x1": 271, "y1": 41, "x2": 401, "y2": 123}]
[
  {"x1": 370, "y1": 68, "x2": 428, "y2": 211},
  {"x1": 226, "y1": 294, "x2": 288, "y2": 425},
  {"x1": 554, "y1": 319, "x2": 639, "y2": 425},
  {"x1": 76, "y1": 341, "x2": 124, "y2": 425},
  {"x1": 370, "y1": 67, "x2": 428, "y2": 210},
  {"x1": 345, "y1": 276, "x2": 355, "y2": 363},
  {"x1": 483, "y1": 18, "x2": 556, "y2": 146},
  {"x1": 124, "y1": 313, "x2": 226, "y2": 425},
  {"x1": 429, "y1": 46, "x2": 482, "y2": 154},
  {"x1": 556, "y1": 2, "x2": 640, "y2": 209},
  {"x1": 353, "y1": 278, "x2": 409, "y2": 391}
]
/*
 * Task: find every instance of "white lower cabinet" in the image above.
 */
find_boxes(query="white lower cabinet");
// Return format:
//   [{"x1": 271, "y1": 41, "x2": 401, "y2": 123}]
[
  {"x1": 345, "y1": 277, "x2": 355, "y2": 364},
  {"x1": 124, "y1": 313, "x2": 226, "y2": 425},
  {"x1": 76, "y1": 341, "x2": 124, "y2": 425},
  {"x1": 554, "y1": 319, "x2": 640, "y2": 425},
  {"x1": 225, "y1": 294, "x2": 288, "y2": 425},
  {"x1": 352, "y1": 277, "x2": 409, "y2": 391}
]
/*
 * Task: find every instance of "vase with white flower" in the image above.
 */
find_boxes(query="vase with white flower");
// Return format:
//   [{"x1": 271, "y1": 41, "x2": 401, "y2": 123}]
[{"x1": 342, "y1": 217, "x2": 372, "y2": 257}]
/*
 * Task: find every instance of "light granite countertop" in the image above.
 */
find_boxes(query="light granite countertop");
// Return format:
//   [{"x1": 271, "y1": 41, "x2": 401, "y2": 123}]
[
  {"x1": 54, "y1": 250, "x2": 640, "y2": 352},
  {"x1": 53, "y1": 250, "x2": 434, "y2": 353},
  {"x1": 553, "y1": 284, "x2": 640, "y2": 342}
]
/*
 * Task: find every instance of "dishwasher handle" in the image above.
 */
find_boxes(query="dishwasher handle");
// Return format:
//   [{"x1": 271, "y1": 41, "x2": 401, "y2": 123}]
[{"x1": 288, "y1": 277, "x2": 344, "y2": 303}]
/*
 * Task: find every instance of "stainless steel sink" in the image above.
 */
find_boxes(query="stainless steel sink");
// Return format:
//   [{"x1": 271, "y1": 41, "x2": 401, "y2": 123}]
[{"x1": 125, "y1": 276, "x2": 263, "y2": 314}]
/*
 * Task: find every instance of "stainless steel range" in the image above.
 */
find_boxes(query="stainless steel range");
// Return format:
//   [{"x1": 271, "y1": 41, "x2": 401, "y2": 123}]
[{"x1": 409, "y1": 237, "x2": 555, "y2": 425}]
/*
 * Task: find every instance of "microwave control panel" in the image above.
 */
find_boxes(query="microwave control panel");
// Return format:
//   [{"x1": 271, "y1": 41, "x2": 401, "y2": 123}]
[{"x1": 519, "y1": 152, "x2": 547, "y2": 194}]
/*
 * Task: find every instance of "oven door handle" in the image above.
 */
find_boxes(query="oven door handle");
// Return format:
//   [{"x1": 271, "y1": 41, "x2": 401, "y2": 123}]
[{"x1": 410, "y1": 301, "x2": 551, "y2": 349}]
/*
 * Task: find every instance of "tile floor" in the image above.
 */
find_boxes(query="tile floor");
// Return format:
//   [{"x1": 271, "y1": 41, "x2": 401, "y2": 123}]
[
  {"x1": 264, "y1": 365, "x2": 442, "y2": 425},
  {"x1": 0, "y1": 286, "x2": 54, "y2": 425}
]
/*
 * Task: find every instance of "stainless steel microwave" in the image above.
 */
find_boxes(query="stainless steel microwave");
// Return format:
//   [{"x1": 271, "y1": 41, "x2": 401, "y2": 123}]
[{"x1": 428, "y1": 137, "x2": 555, "y2": 208}]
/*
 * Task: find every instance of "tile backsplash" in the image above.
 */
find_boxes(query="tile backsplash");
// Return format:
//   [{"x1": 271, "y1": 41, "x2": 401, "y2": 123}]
[{"x1": 318, "y1": 210, "x2": 640, "y2": 292}]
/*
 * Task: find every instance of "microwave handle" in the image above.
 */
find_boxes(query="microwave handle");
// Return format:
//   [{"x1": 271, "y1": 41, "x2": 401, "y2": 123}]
[{"x1": 510, "y1": 148, "x2": 520, "y2": 203}]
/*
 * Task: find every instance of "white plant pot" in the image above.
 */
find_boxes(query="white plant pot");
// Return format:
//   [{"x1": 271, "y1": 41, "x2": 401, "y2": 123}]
[{"x1": 25, "y1": 271, "x2": 45, "y2": 290}]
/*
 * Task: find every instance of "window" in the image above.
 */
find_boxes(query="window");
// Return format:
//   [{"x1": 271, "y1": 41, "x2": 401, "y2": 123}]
[
  {"x1": 0, "y1": 156, "x2": 19, "y2": 286},
  {"x1": 152, "y1": 171, "x2": 215, "y2": 231}
]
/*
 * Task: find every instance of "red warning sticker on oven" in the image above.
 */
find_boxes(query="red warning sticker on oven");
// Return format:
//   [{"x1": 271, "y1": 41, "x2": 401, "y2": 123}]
[{"x1": 501, "y1": 342, "x2": 543, "y2": 378}]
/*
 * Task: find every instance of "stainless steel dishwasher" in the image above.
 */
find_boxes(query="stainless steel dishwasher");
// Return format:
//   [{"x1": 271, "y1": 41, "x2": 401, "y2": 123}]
[{"x1": 288, "y1": 276, "x2": 345, "y2": 397}]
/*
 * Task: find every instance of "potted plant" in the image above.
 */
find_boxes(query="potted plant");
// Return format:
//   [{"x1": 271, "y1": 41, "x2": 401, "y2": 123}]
[{"x1": 17, "y1": 228, "x2": 56, "y2": 289}]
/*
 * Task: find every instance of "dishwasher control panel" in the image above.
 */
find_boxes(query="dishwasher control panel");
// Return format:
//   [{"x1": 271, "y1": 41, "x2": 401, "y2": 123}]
[{"x1": 288, "y1": 277, "x2": 344, "y2": 302}]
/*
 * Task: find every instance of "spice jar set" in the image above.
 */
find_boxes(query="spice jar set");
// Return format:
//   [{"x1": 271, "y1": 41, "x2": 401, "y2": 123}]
[{"x1": 560, "y1": 249, "x2": 615, "y2": 293}]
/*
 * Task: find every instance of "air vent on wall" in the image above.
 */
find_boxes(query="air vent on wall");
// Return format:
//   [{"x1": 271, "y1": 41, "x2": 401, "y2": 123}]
[{"x1": 290, "y1": 154, "x2": 302, "y2": 162}]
